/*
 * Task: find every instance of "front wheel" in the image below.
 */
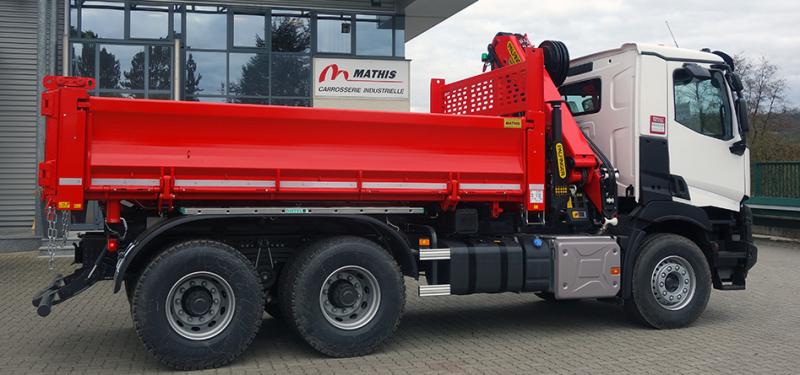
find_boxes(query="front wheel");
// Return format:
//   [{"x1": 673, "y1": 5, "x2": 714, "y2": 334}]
[
  {"x1": 624, "y1": 234, "x2": 711, "y2": 329},
  {"x1": 278, "y1": 236, "x2": 405, "y2": 357},
  {"x1": 131, "y1": 240, "x2": 265, "y2": 370}
]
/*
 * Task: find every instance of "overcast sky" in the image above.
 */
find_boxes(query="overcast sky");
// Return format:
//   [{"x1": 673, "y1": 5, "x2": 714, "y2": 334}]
[{"x1": 406, "y1": 0, "x2": 800, "y2": 112}]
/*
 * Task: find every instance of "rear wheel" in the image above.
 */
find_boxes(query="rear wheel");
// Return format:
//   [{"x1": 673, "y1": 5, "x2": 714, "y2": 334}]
[
  {"x1": 131, "y1": 240, "x2": 264, "y2": 370},
  {"x1": 624, "y1": 234, "x2": 711, "y2": 329},
  {"x1": 279, "y1": 236, "x2": 405, "y2": 357}
]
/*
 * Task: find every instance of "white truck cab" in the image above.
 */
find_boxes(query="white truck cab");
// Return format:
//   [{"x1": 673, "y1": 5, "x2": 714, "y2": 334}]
[{"x1": 562, "y1": 43, "x2": 750, "y2": 213}]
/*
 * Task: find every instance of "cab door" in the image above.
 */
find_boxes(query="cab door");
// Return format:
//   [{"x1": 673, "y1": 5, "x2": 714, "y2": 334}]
[{"x1": 666, "y1": 62, "x2": 747, "y2": 212}]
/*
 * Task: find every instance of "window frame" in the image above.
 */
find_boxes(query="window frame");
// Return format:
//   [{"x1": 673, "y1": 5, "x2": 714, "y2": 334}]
[
  {"x1": 313, "y1": 12, "x2": 406, "y2": 59},
  {"x1": 69, "y1": 0, "x2": 175, "y2": 99},
  {"x1": 559, "y1": 78, "x2": 602, "y2": 116},
  {"x1": 672, "y1": 68, "x2": 734, "y2": 141}
]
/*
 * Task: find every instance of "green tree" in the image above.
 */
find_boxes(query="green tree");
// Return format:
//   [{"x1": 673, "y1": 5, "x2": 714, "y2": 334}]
[
  {"x1": 229, "y1": 36, "x2": 270, "y2": 101},
  {"x1": 271, "y1": 15, "x2": 311, "y2": 52},
  {"x1": 185, "y1": 53, "x2": 203, "y2": 100}
]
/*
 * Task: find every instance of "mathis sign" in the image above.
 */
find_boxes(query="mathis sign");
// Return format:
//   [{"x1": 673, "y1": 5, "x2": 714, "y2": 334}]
[{"x1": 313, "y1": 58, "x2": 409, "y2": 99}]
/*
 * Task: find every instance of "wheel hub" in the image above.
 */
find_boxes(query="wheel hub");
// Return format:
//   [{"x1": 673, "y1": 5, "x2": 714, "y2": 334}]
[
  {"x1": 166, "y1": 271, "x2": 236, "y2": 341},
  {"x1": 330, "y1": 281, "x2": 358, "y2": 308},
  {"x1": 651, "y1": 255, "x2": 696, "y2": 311},
  {"x1": 319, "y1": 265, "x2": 381, "y2": 331},
  {"x1": 184, "y1": 288, "x2": 213, "y2": 316}
]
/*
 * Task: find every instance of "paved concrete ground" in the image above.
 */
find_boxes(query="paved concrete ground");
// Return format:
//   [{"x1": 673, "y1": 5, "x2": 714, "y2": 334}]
[{"x1": 1, "y1": 240, "x2": 798, "y2": 374}]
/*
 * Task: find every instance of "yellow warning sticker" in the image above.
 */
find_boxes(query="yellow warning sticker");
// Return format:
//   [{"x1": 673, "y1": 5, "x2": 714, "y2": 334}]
[
  {"x1": 73, "y1": 203, "x2": 83, "y2": 209},
  {"x1": 506, "y1": 41, "x2": 522, "y2": 65},
  {"x1": 555, "y1": 143, "x2": 567, "y2": 179},
  {"x1": 58, "y1": 202, "x2": 70, "y2": 209},
  {"x1": 504, "y1": 118, "x2": 523, "y2": 129}
]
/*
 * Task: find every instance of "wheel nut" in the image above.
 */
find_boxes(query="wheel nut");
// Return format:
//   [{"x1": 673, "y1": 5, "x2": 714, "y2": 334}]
[
  {"x1": 683, "y1": 288, "x2": 688, "y2": 293},
  {"x1": 202, "y1": 281, "x2": 207, "y2": 287},
  {"x1": 179, "y1": 310, "x2": 184, "y2": 315},
  {"x1": 211, "y1": 288, "x2": 216, "y2": 293}
]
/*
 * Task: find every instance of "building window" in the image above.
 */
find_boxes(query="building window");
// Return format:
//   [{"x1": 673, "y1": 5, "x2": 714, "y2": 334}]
[
  {"x1": 317, "y1": 14, "x2": 352, "y2": 54},
  {"x1": 183, "y1": 6, "x2": 311, "y2": 105},
  {"x1": 394, "y1": 16, "x2": 405, "y2": 57},
  {"x1": 186, "y1": 6, "x2": 227, "y2": 49},
  {"x1": 272, "y1": 10, "x2": 311, "y2": 53},
  {"x1": 233, "y1": 12, "x2": 266, "y2": 48},
  {"x1": 66, "y1": 3, "x2": 434, "y2": 105},
  {"x1": 130, "y1": 4, "x2": 169, "y2": 40},
  {"x1": 356, "y1": 15, "x2": 393, "y2": 56},
  {"x1": 315, "y1": 14, "x2": 405, "y2": 58},
  {"x1": 70, "y1": 1, "x2": 174, "y2": 99},
  {"x1": 79, "y1": 1, "x2": 124, "y2": 39}
]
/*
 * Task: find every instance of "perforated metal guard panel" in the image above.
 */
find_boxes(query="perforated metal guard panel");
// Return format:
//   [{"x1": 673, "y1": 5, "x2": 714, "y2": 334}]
[{"x1": 441, "y1": 63, "x2": 528, "y2": 116}]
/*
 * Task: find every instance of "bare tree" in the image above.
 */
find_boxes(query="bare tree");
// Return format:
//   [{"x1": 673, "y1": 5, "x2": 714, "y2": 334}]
[{"x1": 733, "y1": 54, "x2": 787, "y2": 141}]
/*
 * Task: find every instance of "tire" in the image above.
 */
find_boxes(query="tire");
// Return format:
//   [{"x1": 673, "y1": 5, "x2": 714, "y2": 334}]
[
  {"x1": 131, "y1": 240, "x2": 265, "y2": 370},
  {"x1": 624, "y1": 234, "x2": 711, "y2": 329},
  {"x1": 278, "y1": 236, "x2": 405, "y2": 357},
  {"x1": 124, "y1": 276, "x2": 136, "y2": 304}
]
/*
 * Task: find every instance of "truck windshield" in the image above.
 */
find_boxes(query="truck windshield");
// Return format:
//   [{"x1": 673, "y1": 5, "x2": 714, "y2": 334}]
[{"x1": 673, "y1": 70, "x2": 733, "y2": 141}]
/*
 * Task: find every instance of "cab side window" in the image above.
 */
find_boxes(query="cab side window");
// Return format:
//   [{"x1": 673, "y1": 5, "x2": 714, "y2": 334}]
[
  {"x1": 559, "y1": 78, "x2": 601, "y2": 116},
  {"x1": 673, "y1": 69, "x2": 733, "y2": 140}
]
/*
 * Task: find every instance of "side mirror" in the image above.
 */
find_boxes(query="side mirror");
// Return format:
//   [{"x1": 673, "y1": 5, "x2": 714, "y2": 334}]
[
  {"x1": 682, "y1": 63, "x2": 711, "y2": 80},
  {"x1": 729, "y1": 73, "x2": 744, "y2": 92},
  {"x1": 736, "y1": 98, "x2": 749, "y2": 133}
]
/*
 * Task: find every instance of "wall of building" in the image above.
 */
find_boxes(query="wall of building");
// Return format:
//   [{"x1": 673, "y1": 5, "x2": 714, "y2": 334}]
[{"x1": 0, "y1": 0, "x2": 41, "y2": 245}]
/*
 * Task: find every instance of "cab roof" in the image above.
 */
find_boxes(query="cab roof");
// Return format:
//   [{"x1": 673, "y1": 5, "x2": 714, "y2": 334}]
[{"x1": 570, "y1": 43, "x2": 725, "y2": 65}]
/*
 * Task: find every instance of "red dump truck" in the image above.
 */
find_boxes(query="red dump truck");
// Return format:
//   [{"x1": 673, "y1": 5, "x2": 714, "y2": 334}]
[{"x1": 33, "y1": 33, "x2": 756, "y2": 370}]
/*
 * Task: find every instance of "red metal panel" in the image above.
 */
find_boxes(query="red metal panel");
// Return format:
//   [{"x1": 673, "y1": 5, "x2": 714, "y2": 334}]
[{"x1": 44, "y1": 90, "x2": 527, "y2": 210}]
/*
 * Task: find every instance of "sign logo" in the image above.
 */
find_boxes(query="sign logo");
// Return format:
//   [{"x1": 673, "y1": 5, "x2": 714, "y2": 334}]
[
  {"x1": 555, "y1": 143, "x2": 567, "y2": 179},
  {"x1": 507, "y1": 41, "x2": 522, "y2": 65},
  {"x1": 314, "y1": 58, "x2": 409, "y2": 99},
  {"x1": 650, "y1": 115, "x2": 666, "y2": 135},
  {"x1": 318, "y1": 64, "x2": 401, "y2": 83},
  {"x1": 504, "y1": 118, "x2": 523, "y2": 129}
]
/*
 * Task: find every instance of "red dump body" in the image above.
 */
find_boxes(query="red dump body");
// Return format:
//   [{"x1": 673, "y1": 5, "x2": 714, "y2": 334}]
[{"x1": 39, "y1": 48, "x2": 600, "y2": 218}]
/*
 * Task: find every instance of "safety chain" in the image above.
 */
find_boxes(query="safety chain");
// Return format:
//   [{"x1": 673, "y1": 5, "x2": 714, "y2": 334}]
[
  {"x1": 46, "y1": 205, "x2": 58, "y2": 271},
  {"x1": 60, "y1": 209, "x2": 71, "y2": 248},
  {"x1": 45, "y1": 205, "x2": 72, "y2": 271}
]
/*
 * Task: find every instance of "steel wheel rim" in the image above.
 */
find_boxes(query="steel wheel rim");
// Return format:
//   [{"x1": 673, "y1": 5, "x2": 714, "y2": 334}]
[
  {"x1": 166, "y1": 271, "x2": 236, "y2": 341},
  {"x1": 319, "y1": 265, "x2": 381, "y2": 330},
  {"x1": 650, "y1": 255, "x2": 696, "y2": 311}
]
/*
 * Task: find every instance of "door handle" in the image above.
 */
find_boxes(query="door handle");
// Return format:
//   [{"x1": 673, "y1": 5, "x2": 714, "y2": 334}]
[{"x1": 729, "y1": 140, "x2": 747, "y2": 156}]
